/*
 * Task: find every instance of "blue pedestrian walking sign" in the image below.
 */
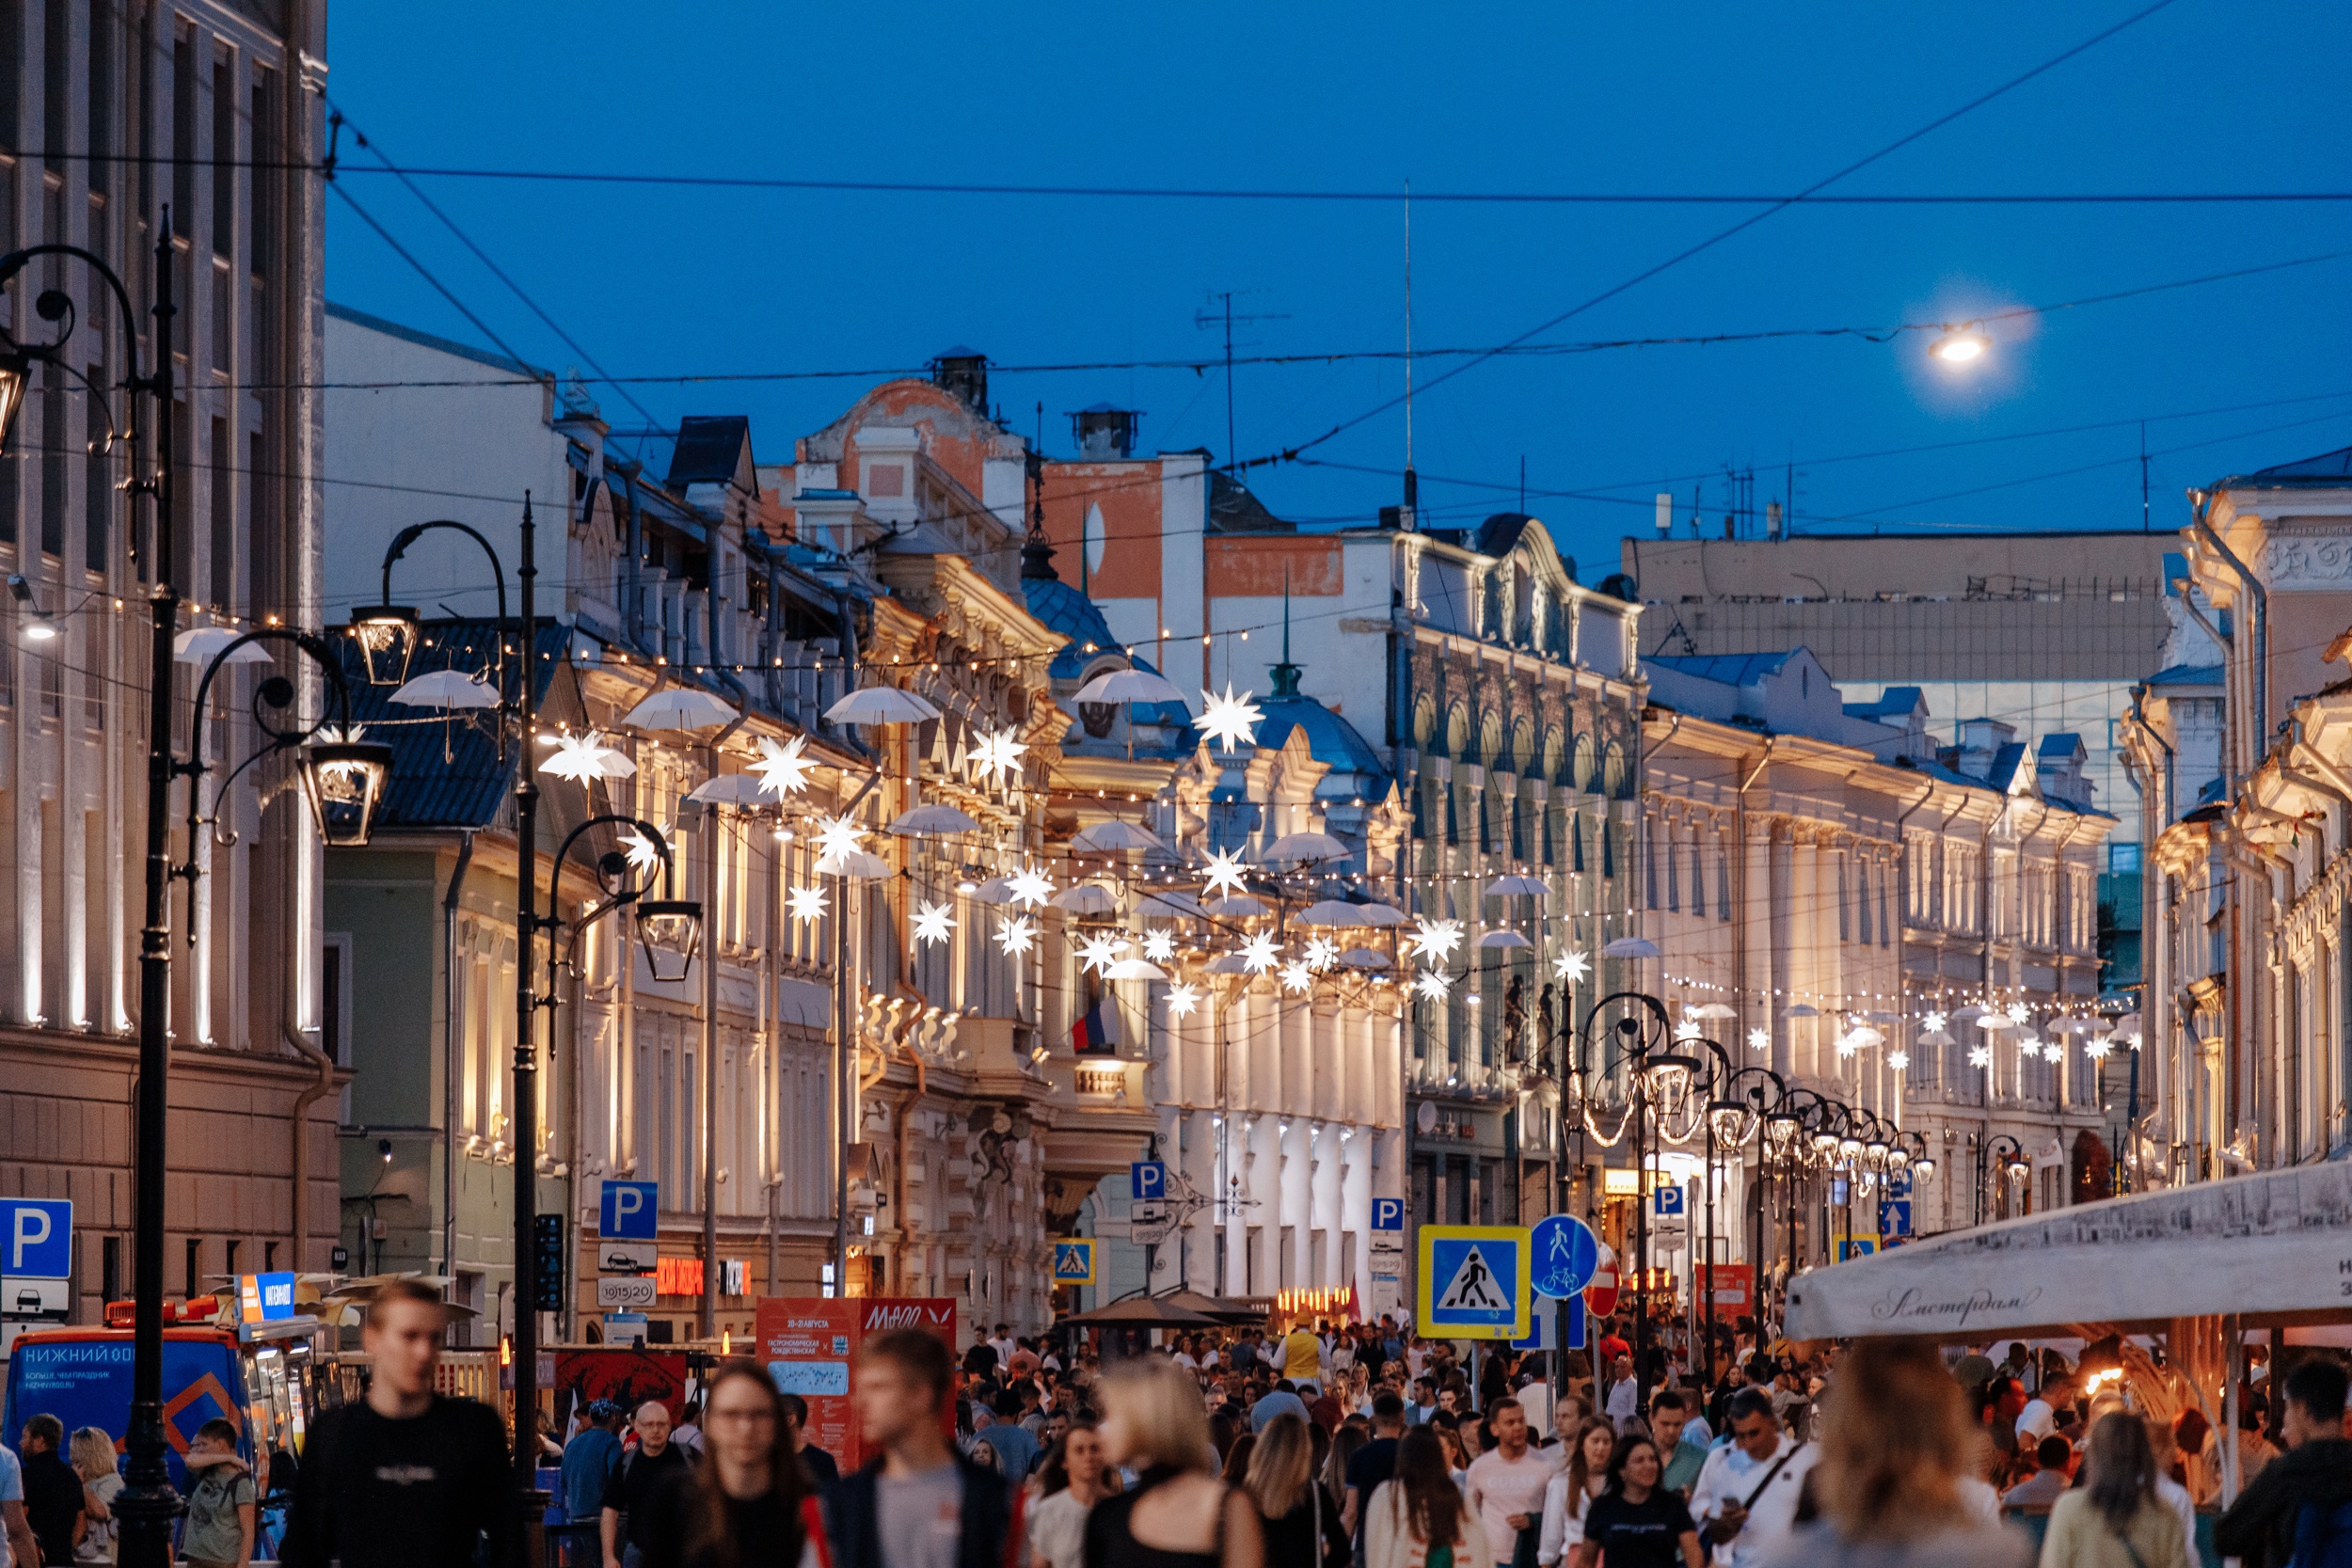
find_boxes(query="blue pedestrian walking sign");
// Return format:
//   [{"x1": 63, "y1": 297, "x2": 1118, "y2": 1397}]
[
  {"x1": 1418, "y1": 1225, "x2": 1529, "y2": 1339},
  {"x1": 1530, "y1": 1214, "x2": 1599, "y2": 1300},
  {"x1": 1052, "y1": 1239, "x2": 1096, "y2": 1287},
  {"x1": 599, "y1": 1181, "x2": 659, "y2": 1241},
  {"x1": 1371, "y1": 1198, "x2": 1405, "y2": 1231},
  {"x1": 1130, "y1": 1162, "x2": 1167, "y2": 1202}
]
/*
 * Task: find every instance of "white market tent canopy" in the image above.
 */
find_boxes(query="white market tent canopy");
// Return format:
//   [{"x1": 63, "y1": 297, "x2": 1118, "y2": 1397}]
[{"x1": 1784, "y1": 1163, "x2": 2352, "y2": 1341}]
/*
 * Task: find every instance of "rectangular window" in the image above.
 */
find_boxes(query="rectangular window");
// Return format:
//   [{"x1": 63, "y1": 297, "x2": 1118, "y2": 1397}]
[
  {"x1": 248, "y1": 69, "x2": 273, "y2": 273},
  {"x1": 208, "y1": 414, "x2": 229, "y2": 608},
  {"x1": 41, "y1": 377, "x2": 65, "y2": 555},
  {"x1": 0, "y1": 2, "x2": 21, "y2": 153},
  {"x1": 85, "y1": 365, "x2": 108, "y2": 570},
  {"x1": 211, "y1": 51, "x2": 231, "y2": 254},
  {"x1": 183, "y1": 1236, "x2": 199, "y2": 1298},
  {"x1": 41, "y1": 0, "x2": 67, "y2": 173},
  {"x1": 86, "y1": 0, "x2": 109, "y2": 194},
  {"x1": 211, "y1": 258, "x2": 228, "y2": 377},
  {"x1": 101, "y1": 1234, "x2": 121, "y2": 1304},
  {"x1": 171, "y1": 24, "x2": 193, "y2": 236}
]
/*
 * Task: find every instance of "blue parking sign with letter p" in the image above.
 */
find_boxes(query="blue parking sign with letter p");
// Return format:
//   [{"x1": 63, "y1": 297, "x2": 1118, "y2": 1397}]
[
  {"x1": 1130, "y1": 1162, "x2": 1166, "y2": 1201},
  {"x1": 2, "y1": 1199, "x2": 72, "y2": 1278},
  {"x1": 599, "y1": 1181, "x2": 658, "y2": 1241},
  {"x1": 1372, "y1": 1198, "x2": 1405, "y2": 1231}
]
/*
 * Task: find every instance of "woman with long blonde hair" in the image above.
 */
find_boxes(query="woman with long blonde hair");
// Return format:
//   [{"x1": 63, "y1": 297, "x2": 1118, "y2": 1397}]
[
  {"x1": 1245, "y1": 1414, "x2": 1347, "y2": 1568},
  {"x1": 1759, "y1": 1338, "x2": 2026, "y2": 1567},
  {"x1": 1087, "y1": 1359, "x2": 1264, "y2": 1568},
  {"x1": 2039, "y1": 1413, "x2": 2194, "y2": 1568},
  {"x1": 68, "y1": 1428, "x2": 121, "y2": 1563}
]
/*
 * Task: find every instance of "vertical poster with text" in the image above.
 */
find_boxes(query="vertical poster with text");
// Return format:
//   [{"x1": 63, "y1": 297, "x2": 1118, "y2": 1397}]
[{"x1": 757, "y1": 1296, "x2": 958, "y2": 1471}]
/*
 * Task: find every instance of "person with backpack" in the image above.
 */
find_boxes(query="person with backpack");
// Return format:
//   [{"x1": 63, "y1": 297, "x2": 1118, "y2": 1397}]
[
  {"x1": 2216, "y1": 1357, "x2": 2352, "y2": 1568},
  {"x1": 601, "y1": 1402, "x2": 692, "y2": 1568},
  {"x1": 2039, "y1": 1413, "x2": 2191, "y2": 1568}
]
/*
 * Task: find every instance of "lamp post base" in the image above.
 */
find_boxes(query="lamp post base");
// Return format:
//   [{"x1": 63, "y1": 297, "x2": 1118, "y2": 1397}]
[{"x1": 112, "y1": 1397, "x2": 182, "y2": 1568}]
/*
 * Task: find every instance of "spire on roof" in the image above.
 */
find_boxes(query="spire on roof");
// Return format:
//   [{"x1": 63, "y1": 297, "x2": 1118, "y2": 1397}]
[{"x1": 1269, "y1": 564, "x2": 1303, "y2": 698}]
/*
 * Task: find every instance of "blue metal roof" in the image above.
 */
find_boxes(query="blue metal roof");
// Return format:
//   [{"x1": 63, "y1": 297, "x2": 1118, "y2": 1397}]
[
  {"x1": 2147, "y1": 662, "x2": 2223, "y2": 687},
  {"x1": 330, "y1": 620, "x2": 571, "y2": 832},
  {"x1": 1255, "y1": 696, "x2": 1390, "y2": 785},
  {"x1": 2038, "y1": 732, "x2": 2086, "y2": 758},
  {"x1": 1645, "y1": 651, "x2": 1793, "y2": 687}
]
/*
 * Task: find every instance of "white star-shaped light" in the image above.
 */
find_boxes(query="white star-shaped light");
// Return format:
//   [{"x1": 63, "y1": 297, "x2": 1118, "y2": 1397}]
[
  {"x1": 1409, "y1": 918, "x2": 1464, "y2": 964},
  {"x1": 541, "y1": 731, "x2": 632, "y2": 784},
  {"x1": 1834, "y1": 1033, "x2": 1859, "y2": 1059},
  {"x1": 972, "y1": 726, "x2": 1028, "y2": 787},
  {"x1": 813, "y1": 814, "x2": 866, "y2": 867},
  {"x1": 1279, "y1": 961, "x2": 1313, "y2": 993},
  {"x1": 1967, "y1": 1044, "x2": 1993, "y2": 1069},
  {"x1": 2006, "y1": 1001, "x2": 2031, "y2": 1023},
  {"x1": 1239, "y1": 931, "x2": 1281, "y2": 974},
  {"x1": 787, "y1": 884, "x2": 829, "y2": 924},
  {"x1": 995, "y1": 914, "x2": 1038, "y2": 958},
  {"x1": 1675, "y1": 1018, "x2": 1703, "y2": 1043},
  {"x1": 1414, "y1": 969, "x2": 1453, "y2": 1002},
  {"x1": 1196, "y1": 682, "x2": 1265, "y2": 753},
  {"x1": 1552, "y1": 949, "x2": 1590, "y2": 985},
  {"x1": 1746, "y1": 1027, "x2": 1770, "y2": 1051},
  {"x1": 1886, "y1": 1050, "x2": 1910, "y2": 1071},
  {"x1": 1922, "y1": 1010, "x2": 1947, "y2": 1033},
  {"x1": 2017, "y1": 1036, "x2": 2043, "y2": 1060},
  {"x1": 1201, "y1": 847, "x2": 1251, "y2": 899},
  {"x1": 1303, "y1": 936, "x2": 1339, "y2": 973},
  {"x1": 2124, "y1": 1032, "x2": 2143, "y2": 1052},
  {"x1": 618, "y1": 828, "x2": 664, "y2": 876},
  {"x1": 1141, "y1": 929, "x2": 1177, "y2": 963},
  {"x1": 1166, "y1": 983, "x2": 1201, "y2": 1020},
  {"x1": 1007, "y1": 862, "x2": 1055, "y2": 909},
  {"x1": 2084, "y1": 1037, "x2": 2112, "y2": 1062},
  {"x1": 1076, "y1": 931, "x2": 1130, "y2": 974},
  {"x1": 913, "y1": 900, "x2": 955, "y2": 946},
  {"x1": 750, "y1": 734, "x2": 815, "y2": 797}
]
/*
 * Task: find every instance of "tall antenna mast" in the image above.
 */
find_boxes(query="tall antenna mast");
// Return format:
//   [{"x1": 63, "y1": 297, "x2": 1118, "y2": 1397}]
[
  {"x1": 1403, "y1": 179, "x2": 1416, "y2": 515},
  {"x1": 2140, "y1": 420, "x2": 2151, "y2": 533}
]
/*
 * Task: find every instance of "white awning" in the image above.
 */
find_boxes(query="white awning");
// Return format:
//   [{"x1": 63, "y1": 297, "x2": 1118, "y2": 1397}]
[{"x1": 1784, "y1": 1164, "x2": 2352, "y2": 1340}]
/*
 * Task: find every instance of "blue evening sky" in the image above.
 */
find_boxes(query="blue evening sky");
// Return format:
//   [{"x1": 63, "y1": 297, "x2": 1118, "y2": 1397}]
[{"x1": 325, "y1": 2, "x2": 2352, "y2": 571}]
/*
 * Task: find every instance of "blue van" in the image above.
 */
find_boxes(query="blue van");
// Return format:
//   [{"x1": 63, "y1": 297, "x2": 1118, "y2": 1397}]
[{"x1": 4, "y1": 1320, "x2": 339, "y2": 1546}]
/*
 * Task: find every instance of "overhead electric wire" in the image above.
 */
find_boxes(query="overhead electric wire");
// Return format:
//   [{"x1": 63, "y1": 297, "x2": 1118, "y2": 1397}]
[
  {"x1": 326, "y1": 181, "x2": 538, "y2": 376},
  {"x1": 15, "y1": 146, "x2": 2352, "y2": 208},
  {"x1": 1258, "y1": 0, "x2": 2185, "y2": 469},
  {"x1": 324, "y1": 98, "x2": 668, "y2": 455}
]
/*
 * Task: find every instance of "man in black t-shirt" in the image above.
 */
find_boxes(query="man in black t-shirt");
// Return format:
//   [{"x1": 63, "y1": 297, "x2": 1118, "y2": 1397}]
[
  {"x1": 16, "y1": 1416, "x2": 83, "y2": 1566},
  {"x1": 775, "y1": 1394, "x2": 839, "y2": 1488},
  {"x1": 1343, "y1": 1393, "x2": 1406, "y2": 1567},
  {"x1": 279, "y1": 1281, "x2": 511, "y2": 1568},
  {"x1": 600, "y1": 1403, "x2": 691, "y2": 1568}
]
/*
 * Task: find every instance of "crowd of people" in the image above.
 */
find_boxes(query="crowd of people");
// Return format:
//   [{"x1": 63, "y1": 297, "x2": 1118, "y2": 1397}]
[{"x1": 13, "y1": 1284, "x2": 2352, "y2": 1568}]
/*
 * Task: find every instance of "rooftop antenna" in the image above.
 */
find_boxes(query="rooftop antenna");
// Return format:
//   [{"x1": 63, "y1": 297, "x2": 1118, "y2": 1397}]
[
  {"x1": 2140, "y1": 420, "x2": 2151, "y2": 533},
  {"x1": 1404, "y1": 179, "x2": 1416, "y2": 516},
  {"x1": 1195, "y1": 292, "x2": 1286, "y2": 474}
]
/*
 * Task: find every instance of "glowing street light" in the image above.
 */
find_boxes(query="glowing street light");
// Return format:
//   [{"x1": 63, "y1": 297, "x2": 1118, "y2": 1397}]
[{"x1": 1931, "y1": 324, "x2": 1990, "y2": 365}]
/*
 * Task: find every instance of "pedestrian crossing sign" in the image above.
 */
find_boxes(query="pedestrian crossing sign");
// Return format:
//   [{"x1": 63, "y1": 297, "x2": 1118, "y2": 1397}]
[
  {"x1": 1052, "y1": 1239, "x2": 1096, "y2": 1286},
  {"x1": 1417, "y1": 1225, "x2": 1530, "y2": 1339}
]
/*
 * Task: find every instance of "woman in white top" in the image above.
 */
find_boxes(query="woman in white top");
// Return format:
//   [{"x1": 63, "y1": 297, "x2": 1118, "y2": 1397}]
[
  {"x1": 1368, "y1": 1427, "x2": 1496, "y2": 1568},
  {"x1": 1537, "y1": 1418, "x2": 1618, "y2": 1567},
  {"x1": 70, "y1": 1428, "x2": 122, "y2": 1564},
  {"x1": 1027, "y1": 1421, "x2": 1117, "y2": 1568}
]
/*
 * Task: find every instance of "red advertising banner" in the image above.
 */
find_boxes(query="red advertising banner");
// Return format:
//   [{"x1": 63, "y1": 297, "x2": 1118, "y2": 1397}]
[{"x1": 755, "y1": 1296, "x2": 957, "y2": 1472}]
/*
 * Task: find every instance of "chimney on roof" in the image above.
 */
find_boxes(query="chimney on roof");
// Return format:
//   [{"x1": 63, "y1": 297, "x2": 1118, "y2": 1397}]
[
  {"x1": 1071, "y1": 404, "x2": 1140, "y2": 459},
  {"x1": 930, "y1": 347, "x2": 989, "y2": 416}
]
